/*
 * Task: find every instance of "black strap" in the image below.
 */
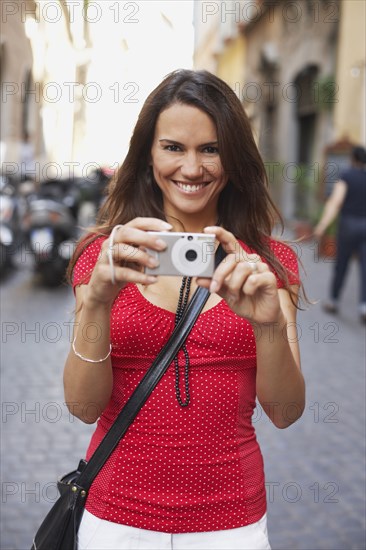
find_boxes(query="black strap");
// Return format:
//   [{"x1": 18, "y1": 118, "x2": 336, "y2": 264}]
[{"x1": 77, "y1": 244, "x2": 227, "y2": 490}]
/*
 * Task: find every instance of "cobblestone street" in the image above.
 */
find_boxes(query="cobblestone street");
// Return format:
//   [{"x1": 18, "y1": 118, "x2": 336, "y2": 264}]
[{"x1": 1, "y1": 238, "x2": 365, "y2": 550}]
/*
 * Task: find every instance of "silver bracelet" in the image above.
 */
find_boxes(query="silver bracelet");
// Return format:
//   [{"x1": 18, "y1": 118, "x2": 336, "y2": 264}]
[{"x1": 72, "y1": 337, "x2": 112, "y2": 363}]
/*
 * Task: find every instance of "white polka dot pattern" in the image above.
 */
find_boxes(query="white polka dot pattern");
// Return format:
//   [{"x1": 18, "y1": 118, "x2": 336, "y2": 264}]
[{"x1": 72, "y1": 236, "x2": 300, "y2": 533}]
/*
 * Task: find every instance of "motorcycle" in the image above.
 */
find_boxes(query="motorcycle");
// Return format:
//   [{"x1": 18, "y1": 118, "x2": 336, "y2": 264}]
[
  {"x1": 22, "y1": 179, "x2": 81, "y2": 286},
  {"x1": 77, "y1": 167, "x2": 112, "y2": 227},
  {"x1": 0, "y1": 175, "x2": 21, "y2": 274}
]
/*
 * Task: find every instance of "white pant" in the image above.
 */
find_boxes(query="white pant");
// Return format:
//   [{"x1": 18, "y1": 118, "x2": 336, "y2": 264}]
[{"x1": 78, "y1": 509, "x2": 271, "y2": 550}]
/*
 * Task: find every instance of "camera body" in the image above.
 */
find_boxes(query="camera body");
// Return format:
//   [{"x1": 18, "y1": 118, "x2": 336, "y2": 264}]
[{"x1": 145, "y1": 232, "x2": 216, "y2": 277}]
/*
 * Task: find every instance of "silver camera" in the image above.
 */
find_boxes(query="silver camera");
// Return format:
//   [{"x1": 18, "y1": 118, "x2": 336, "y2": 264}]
[{"x1": 145, "y1": 232, "x2": 216, "y2": 277}]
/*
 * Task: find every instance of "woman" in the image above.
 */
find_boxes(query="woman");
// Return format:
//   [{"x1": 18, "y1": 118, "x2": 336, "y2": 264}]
[
  {"x1": 65, "y1": 70, "x2": 305, "y2": 550},
  {"x1": 314, "y1": 146, "x2": 366, "y2": 323}
]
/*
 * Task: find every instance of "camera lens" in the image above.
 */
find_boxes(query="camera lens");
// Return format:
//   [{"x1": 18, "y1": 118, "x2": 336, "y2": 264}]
[
  {"x1": 187, "y1": 235, "x2": 193, "y2": 241},
  {"x1": 185, "y1": 249, "x2": 198, "y2": 262}
]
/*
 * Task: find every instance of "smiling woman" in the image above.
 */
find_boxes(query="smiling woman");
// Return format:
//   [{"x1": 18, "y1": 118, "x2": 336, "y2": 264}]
[{"x1": 62, "y1": 69, "x2": 305, "y2": 550}]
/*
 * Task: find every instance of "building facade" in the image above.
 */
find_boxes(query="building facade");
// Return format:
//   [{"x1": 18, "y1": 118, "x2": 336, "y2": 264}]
[
  {"x1": 0, "y1": 0, "x2": 43, "y2": 179},
  {"x1": 193, "y1": 0, "x2": 365, "y2": 221},
  {"x1": 241, "y1": 0, "x2": 340, "y2": 219},
  {"x1": 1, "y1": 1, "x2": 194, "y2": 181},
  {"x1": 333, "y1": 0, "x2": 365, "y2": 145}
]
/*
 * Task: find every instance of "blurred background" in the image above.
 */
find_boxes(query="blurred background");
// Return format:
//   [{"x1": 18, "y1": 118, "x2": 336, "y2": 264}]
[
  {"x1": 1, "y1": 0, "x2": 365, "y2": 228},
  {"x1": 1, "y1": 1, "x2": 365, "y2": 549}
]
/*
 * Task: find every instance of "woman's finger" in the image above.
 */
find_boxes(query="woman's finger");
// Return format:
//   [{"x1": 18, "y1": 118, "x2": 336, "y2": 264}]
[
  {"x1": 213, "y1": 259, "x2": 268, "y2": 296},
  {"x1": 104, "y1": 225, "x2": 169, "y2": 250},
  {"x1": 110, "y1": 243, "x2": 161, "y2": 271},
  {"x1": 126, "y1": 217, "x2": 172, "y2": 232},
  {"x1": 97, "y1": 263, "x2": 158, "y2": 286},
  {"x1": 203, "y1": 226, "x2": 239, "y2": 255},
  {"x1": 100, "y1": 228, "x2": 168, "y2": 274},
  {"x1": 222, "y1": 261, "x2": 258, "y2": 299},
  {"x1": 204, "y1": 225, "x2": 262, "y2": 263},
  {"x1": 208, "y1": 254, "x2": 238, "y2": 293},
  {"x1": 208, "y1": 245, "x2": 262, "y2": 292},
  {"x1": 241, "y1": 270, "x2": 277, "y2": 296},
  {"x1": 97, "y1": 220, "x2": 171, "y2": 286}
]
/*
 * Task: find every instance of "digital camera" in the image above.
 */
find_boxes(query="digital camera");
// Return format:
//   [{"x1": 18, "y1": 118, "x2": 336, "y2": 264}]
[{"x1": 145, "y1": 232, "x2": 216, "y2": 277}]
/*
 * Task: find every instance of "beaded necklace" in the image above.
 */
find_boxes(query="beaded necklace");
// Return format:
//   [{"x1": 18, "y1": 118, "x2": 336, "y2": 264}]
[{"x1": 174, "y1": 276, "x2": 193, "y2": 407}]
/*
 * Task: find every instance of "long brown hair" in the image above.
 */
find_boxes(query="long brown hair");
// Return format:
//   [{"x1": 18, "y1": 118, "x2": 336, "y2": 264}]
[{"x1": 68, "y1": 69, "x2": 301, "y2": 302}]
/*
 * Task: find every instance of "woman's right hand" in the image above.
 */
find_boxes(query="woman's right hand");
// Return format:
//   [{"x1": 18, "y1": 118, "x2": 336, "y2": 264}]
[{"x1": 84, "y1": 218, "x2": 172, "y2": 308}]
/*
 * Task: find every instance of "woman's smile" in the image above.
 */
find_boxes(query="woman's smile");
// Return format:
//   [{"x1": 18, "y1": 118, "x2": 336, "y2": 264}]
[{"x1": 173, "y1": 180, "x2": 211, "y2": 194}]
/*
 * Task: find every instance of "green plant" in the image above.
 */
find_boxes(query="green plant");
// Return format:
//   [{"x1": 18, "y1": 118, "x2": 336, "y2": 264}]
[
  {"x1": 314, "y1": 74, "x2": 337, "y2": 112},
  {"x1": 294, "y1": 163, "x2": 317, "y2": 220}
]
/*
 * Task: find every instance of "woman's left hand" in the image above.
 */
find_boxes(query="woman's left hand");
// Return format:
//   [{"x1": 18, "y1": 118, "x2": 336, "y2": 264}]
[{"x1": 196, "y1": 227, "x2": 282, "y2": 325}]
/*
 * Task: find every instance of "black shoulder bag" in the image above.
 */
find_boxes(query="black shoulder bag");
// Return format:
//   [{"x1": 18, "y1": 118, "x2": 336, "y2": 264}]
[{"x1": 31, "y1": 245, "x2": 226, "y2": 550}]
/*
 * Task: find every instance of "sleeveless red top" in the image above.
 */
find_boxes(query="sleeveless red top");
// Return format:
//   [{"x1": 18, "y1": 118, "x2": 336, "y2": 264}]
[{"x1": 72, "y1": 236, "x2": 299, "y2": 533}]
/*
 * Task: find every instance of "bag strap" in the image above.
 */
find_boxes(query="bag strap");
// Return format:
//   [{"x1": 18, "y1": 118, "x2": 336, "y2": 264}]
[{"x1": 77, "y1": 244, "x2": 227, "y2": 490}]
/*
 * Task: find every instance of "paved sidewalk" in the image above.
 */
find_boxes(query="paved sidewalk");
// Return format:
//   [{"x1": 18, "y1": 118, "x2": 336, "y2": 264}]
[
  {"x1": 256, "y1": 238, "x2": 366, "y2": 550},
  {"x1": 0, "y1": 236, "x2": 365, "y2": 549}
]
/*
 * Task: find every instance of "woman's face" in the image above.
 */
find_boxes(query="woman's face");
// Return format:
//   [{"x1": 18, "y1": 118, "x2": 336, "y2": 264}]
[{"x1": 150, "y1": 103, "x2": 228, "y2": 227}]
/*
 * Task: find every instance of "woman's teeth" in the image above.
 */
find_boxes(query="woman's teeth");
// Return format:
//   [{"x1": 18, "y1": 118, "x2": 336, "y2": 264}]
[{"x1": 176, "y1": 182, "x2": 207, "y2": 193}]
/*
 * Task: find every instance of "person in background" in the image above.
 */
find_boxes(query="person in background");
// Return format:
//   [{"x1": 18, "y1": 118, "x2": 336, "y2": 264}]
[
  {"x1": 314, "y1": 146, "x2": 366, "y2": 323},
  {"x1": 65, "y1": 69, "x2": 306, "y2": 550}
]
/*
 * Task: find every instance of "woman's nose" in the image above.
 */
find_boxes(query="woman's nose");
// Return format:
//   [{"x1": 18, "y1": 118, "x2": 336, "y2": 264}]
[{"x1": 180, "y1": 153, "x2": 203, "y2": 179}]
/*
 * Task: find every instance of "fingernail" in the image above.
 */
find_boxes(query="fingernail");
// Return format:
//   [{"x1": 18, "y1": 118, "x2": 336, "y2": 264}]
[
  {"x1": 148, "y1": 257, "x2": 159, "y2": 267},
  {"x1": 162, "y1": 222, "x2": 172, "y2": 229},
  {"x1": 156, "y1": 239, "x2": 167, "y2": 249},
  {"x1": 210, "y1": 280, "x2": 219, "y2": 293},
  {"x1": 204, "y1": 226, "x2": 216, "y2": 232},
  {"x1": 147, "y1": 276, "x2": 158, "y2": 283}
]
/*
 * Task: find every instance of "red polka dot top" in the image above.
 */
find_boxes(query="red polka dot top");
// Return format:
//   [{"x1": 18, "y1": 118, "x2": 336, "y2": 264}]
[{"x1": 72, "y1": 236, "x2": 300, "y2": 533}]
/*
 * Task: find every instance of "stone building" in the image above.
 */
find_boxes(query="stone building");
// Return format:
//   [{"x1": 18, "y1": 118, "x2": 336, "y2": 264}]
[
  {"x1": 240, "y1": 0, "x2": 340, "y2": 219},
  {"x1": 0, "y1": 0, "x2": 43, "y2": 179},
  {"x1": 1, "y1": 1, "x2": 194, "y2": 181},
  {"x1": 333, "y1": 0, "x2": 365, "y2": 145},
  {"x1": 193, "y1": 0, "x2": 365, "y2": 221}
]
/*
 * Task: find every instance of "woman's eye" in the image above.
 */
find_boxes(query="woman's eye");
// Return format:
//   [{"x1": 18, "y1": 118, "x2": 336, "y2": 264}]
[
  {"x1": 203, "y1": 146, "x2": 219, "y2": 154},
  {"x1": 164, "y1": 144, "x2": 181, "y2": 152}
]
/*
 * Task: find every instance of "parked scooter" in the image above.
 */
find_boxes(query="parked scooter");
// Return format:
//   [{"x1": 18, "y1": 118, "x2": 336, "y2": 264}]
[
  {"x1": 77, "y1": 167, "x2": 113, "y2": 227},
  {"x1": 22, "y1": 178, "x2": 81, "y2": 286},
  {"x1": 0, "y1": 175, "x2": 21, "y2": 274}
]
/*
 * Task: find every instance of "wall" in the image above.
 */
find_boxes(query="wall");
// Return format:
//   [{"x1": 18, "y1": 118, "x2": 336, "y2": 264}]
[{"x1": 334, "y1": 0, "x2": 366, "y2": 144}]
